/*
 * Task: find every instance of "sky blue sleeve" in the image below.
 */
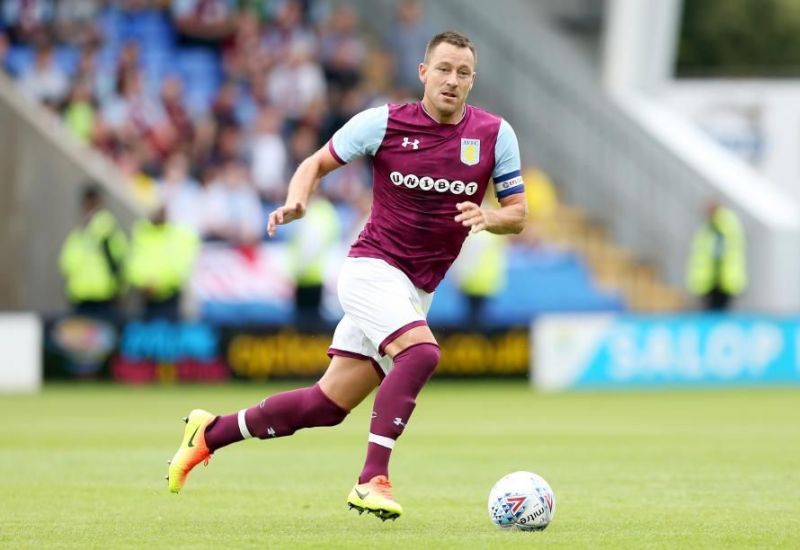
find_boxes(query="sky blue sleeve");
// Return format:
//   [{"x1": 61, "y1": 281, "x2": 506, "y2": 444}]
[
  {"x1": 329, "y1": 105, "x2": 389, "y2": 163},
  {"x1": 492, "y1": 119, "x2": 525, "y2": 199}
]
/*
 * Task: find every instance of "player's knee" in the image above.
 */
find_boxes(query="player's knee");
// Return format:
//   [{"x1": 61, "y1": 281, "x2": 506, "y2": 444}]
[
  {"x1": 300, "y1": 384, "x2": 349, "y2": 428},
  {"x1": 408, "y1": 342, "x2": 441, "y2": 374},
  {"x1": 418, "y1": 342, "x2": 441, "y2": 368},
  {"x1": 393, "y1": 342, "x2": 441, "y2": 386}
]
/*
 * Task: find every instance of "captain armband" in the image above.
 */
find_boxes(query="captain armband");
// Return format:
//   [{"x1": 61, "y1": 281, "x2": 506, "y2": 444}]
[{"x1": 493, "y1": 170, "x2": 525, "y2": 199}]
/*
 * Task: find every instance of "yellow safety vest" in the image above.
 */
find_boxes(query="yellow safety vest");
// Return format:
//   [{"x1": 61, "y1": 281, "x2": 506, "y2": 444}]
[
  {"x1": 126, "y1": 221, "x2": 199, "y2": 300},
  {"x1": 460, "y1": 231, "x2": 507, "y2": 297},
  {"x1": 59, "y1": 210, "x2": 127, "y2": 302},
  {"x1": 686, "y1": 208, "x2": 747, "y2": 296},
  {"x1": 289, "y1": 199, "x2": 340, "y2": 286}
]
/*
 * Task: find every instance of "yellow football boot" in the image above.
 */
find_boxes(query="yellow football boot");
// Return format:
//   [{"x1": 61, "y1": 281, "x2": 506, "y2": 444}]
[
  {"x1": 166, "y1": 409, "x2": 215, "y2": 493},
  {"x1": 347, "y1": 475, "x2": 403, "y2": 521}
]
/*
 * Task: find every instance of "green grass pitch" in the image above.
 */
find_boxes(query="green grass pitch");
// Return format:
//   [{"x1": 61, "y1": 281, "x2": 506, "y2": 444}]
[{"x1": 1, "y1": 381, "x2": 798, "y2": 548}]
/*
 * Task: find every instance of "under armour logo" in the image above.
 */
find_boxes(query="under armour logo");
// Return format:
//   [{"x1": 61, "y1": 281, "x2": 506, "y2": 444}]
[
  {"x1": 401, "y1": 137, "x2": 419, "y2": 150},
  {"x1": 267, "y1": 427, "x2": 276, "y2": 437},
  {"x1": 393, "y1": 417, "x2": 406, "y2": 428}
]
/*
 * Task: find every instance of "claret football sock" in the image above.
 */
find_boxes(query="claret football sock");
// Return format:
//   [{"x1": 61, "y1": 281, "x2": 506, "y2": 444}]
[
  {"x1": 359, "y1": 342, "x2": 440, "y2": 483},
  {"x1": 204, "y1": 383, "x2": 348, "y2": 451}
]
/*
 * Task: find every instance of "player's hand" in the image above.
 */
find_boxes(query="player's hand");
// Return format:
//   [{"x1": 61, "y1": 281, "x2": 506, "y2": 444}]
[
  {"x1": 267, "y1": 202, "x2": 305, "y2": 238},
  {"x1": 455, "y1": 201, "x2": 489, "y2": 233}
]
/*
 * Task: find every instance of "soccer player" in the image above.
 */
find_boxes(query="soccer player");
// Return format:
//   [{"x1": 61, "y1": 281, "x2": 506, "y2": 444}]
[{"x1": 167, "y1": 31, "x2": 527, "y2": 521}]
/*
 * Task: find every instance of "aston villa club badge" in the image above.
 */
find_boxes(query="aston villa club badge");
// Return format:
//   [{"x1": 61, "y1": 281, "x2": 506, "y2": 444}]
[{"x1": 460, "y1": 138, "x2": 480, "y2": 166}]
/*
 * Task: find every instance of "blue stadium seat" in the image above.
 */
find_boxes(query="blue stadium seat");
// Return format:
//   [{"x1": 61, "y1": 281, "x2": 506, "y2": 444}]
[
  {"x1": 174, "y1": 48, "x2": 222, "y2": 114},
  {"x1": 54, "y1": 46, "x2": 80, "y2": 77},
  {"x1": 427, "y1": 246, "x2": 626, "y2": 328},
  {"x1": 426, "y1": 277, "x2": 469, "y2": 327},
  {"x1": 123, "y1": 10, "x2": 176, "y2": 49},
  {"x1": 140, "y1": 49, "x2": 173, "y2": 94},
  {"x1": 484, "y1": 248, "x2": 625, "y2": 325},
  {"x1": 5, "y1": 46, "x2": 33, "y2": 77},
  {"x1": 97, "y1": 6, "x2": 123, "y2": 51}
]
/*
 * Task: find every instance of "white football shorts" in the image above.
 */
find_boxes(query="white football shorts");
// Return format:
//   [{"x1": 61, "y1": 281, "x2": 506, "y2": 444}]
[{"x1": 328, "y1": 257, "x2": 433, "y2": 375}]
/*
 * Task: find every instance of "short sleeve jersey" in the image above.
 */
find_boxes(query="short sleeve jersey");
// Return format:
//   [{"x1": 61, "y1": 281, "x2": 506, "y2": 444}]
[{"x1": 329, "y1": 101, "x2": 524, "y2": 292}]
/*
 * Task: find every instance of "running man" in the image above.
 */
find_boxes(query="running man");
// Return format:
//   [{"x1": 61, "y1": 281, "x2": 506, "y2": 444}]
[{"x1": 167, "y1": 31, "x2": 527, "y2": 521}]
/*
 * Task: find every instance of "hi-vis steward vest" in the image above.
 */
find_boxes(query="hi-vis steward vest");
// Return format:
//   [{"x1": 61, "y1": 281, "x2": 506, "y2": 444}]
[
  {"x1": 126, "y1": 220, "x2": 199, "y2": 300},
  {"x1": 686, "y1": 207, "x2": 747, "y2": 296},
  {"x1": 59, "y1": 210, "x2": 128, "y2": 302}
]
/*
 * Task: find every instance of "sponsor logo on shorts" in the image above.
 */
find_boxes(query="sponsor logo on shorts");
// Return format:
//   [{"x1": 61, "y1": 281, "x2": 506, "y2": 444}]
[{"x1": 390, "y1": 171, "x2": 478, "y2": 196}]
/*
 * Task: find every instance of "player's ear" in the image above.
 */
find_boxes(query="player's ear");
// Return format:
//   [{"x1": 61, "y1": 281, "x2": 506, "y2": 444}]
[
  {"x1": 469, "y1": 72, "x2": 476, "y2": 90},
  {"x1": 419, "y1": 62, "x2": 427, "y2": 84}
]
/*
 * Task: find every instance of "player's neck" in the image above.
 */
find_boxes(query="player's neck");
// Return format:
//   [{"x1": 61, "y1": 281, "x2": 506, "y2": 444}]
[{"x1": 421, "y1": 98, "x2": 466, "y2": 125}]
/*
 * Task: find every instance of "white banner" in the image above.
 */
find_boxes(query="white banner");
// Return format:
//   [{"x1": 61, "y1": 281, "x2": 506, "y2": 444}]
[{"x1": 0, "y1": 313, "x2": 42, "y2": 393}]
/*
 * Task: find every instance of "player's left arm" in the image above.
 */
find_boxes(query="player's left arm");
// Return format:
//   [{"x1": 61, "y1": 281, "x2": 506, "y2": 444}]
[{"x1": 455, "y1": 118, "x2": 528, "y2": 234}]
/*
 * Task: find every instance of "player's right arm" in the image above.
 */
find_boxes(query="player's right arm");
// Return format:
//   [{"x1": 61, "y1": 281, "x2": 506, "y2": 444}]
[
  {"x1": 267, "y1": 146, "x2": 341, "y2": 238},
  {"x1": 267, "y1": 105, "x2": 388, "y2": 238}
]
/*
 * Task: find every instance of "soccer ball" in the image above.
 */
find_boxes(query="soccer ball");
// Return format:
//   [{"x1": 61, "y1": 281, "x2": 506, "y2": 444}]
[{"x1": 487, "y1": 471, "x2": 556, "y2": 531}]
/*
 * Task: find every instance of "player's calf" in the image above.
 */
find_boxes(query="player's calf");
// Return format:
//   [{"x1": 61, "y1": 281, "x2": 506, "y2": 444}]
[{"x1": 202, "y1": 384, "x2": 349, "y2": 451}]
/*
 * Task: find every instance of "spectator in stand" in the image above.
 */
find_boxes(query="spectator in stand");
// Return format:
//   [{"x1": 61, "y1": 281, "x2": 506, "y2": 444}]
[
  {"x1": 126, "y1": 204, "x2": 200, "y2": 321},
  {"x1": 261, "y1": 0, "x2": 316, "y2": 67},
  {"x1": 202, "y1": 159, "x2": 263, "y2": 244},
  {"x1": 319, "y1": 5, "x2": 365, "y2": 96},
  {"x1": 210, "y1": 80, "x2": 241, "y2": 127},
  {"x1": 115, "y1": 41, "x2": 141, "y2": 86},
  {"x1": 101, "y1": 68, "x2": 165, "y2": 148},
  {"x1": 63, "y1": 79, "x2": 96, "y2": 143},
  {"x1": 118, "y1": 145, "x2": 160, "y2": 208},
  {"x1": 319, "y1": 85, "x2": 365, "y2": 144},
  {"x1": 17, "y1": 39, "x2": 69, "y2": 108},
  {"x1": 160, "y1": 75, "x2": 195, "y2": 144},
  {"x1": 189, "y1": 116, "x2": 217, "y2": 169},
  {"x1": 160, "y1": 151, "x2": 203, "y2": 235},
  {"x1": 267, "y1": 39, "x2": 326, "y2": 127},
  {"x1": 286, "y1": 123, "x2": 319, "y2": 175},
  {"x1": 686, "y1": 200, "x2": 747, "y2": 311},
  {"x1": 384, "y1": 0, "x2": 431, "y2": 94},
  {"x1": 222, "y1": 9, "x2": 267, "y2": 82},
  {"x1": 171, "y1": 0, "x2": 237, "y2": 46},
  {"x1": 52, "y1": 0, "x2": 100, "y2": 47},
  {"x1": 0, "y1": 32, "x2": 10, "y2": 75},
  {"x1": 59, "y1": 184, "x2": 127, "y2": 321},
  {"x1": 249, "y1": 106, "x2": 287, "y2": 205},
  {"x1": 117, "y1": 0, "x2": 154, "y2": 13},
  {"x1": 210, "y1": 123, "x2": 245, "y2": 167},
  {"x1": 2, "y1": 0, "x2": 54, "y2": 44},
  {"x1": 72, "y1": 44, "x2": 113, "y2": 103}
]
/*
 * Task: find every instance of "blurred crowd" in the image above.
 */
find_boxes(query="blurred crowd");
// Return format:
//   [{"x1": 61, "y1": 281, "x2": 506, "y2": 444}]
[{"x1": 0, "y1": 0, "x2": 437, "y2": 245}]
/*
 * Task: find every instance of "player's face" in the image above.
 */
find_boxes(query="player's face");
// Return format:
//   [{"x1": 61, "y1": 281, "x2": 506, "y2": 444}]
[{"x1": 419, "y1": 42, "x2": 476, "y2": 122}]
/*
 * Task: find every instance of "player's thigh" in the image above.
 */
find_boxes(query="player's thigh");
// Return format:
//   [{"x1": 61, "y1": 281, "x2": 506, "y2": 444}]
[
  {"x1": 383, "y1": 325, "x2": 438, "y2": 358},
  {"x1": 338, "y1": 258, "x2": 431, "y2": 354},
  {"x1": 318, "y1": 355, "x2": 381, "y2": 411}
]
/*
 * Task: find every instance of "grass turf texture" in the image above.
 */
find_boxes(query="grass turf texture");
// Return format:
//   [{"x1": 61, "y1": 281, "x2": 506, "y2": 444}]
[{"x1": 1, "y1": 381, "x2": 798, "y2": 548}]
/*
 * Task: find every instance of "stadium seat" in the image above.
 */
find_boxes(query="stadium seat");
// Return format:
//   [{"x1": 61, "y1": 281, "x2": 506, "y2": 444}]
[
  {"x1": 123, "y1": 10, "x2": 176, "y2": 49},
  {"x1": 54, "y1": 46, "x2": 80, "y2": 77},
  {"x1": 5, "y1": 46, "x2": 33, "y2": 77},
  {"x1": 427, "y1": 246, "x2": 626, "y2": 328},
  {"x1": 176, "y1": 48, "x2": 222, "y2": 114}
]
